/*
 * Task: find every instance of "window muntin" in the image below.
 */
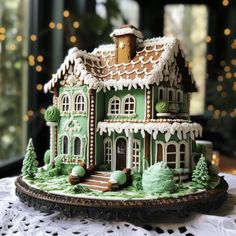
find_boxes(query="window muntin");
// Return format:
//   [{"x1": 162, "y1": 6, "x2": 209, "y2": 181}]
[
  {"x1": 123, "y1": 95, "x2": 135, "y2": 115},
  {"x1": 74, "y1": 137, "x2": 81, "y2": 156},
  {"x1": 133, "y1": 140, "x2": 140, "y2": 168},
  {"x1": 108, "y1": 96, "x2": 120, "y2": 115},
  {"x1": 74, "y1": 93, "x2": 85, "y2": 112},
  {"x1": 60, "y1": 94, "x2": 70, "y2": 112},
  {"x1": 166, "y1": 143, "x2": 176, "y2": 168},
  {"x1": 104, "y1": 138, "x2": 112, "y2": 165}
]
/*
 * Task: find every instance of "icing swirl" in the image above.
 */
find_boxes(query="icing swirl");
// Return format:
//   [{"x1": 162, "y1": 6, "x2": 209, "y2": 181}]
[{"x1": 44, "y1": 106, "x2": 60, "y2": 122}]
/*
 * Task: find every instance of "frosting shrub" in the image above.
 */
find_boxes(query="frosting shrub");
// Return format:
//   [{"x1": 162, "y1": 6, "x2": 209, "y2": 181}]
[{"x1": 142, "y1": 162, "x2": 176, "y2": 194}]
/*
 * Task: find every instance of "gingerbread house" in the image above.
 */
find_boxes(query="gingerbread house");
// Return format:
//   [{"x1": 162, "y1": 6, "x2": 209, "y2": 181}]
[{"x1": 44, "y1": 25, "x2": 202, "y2": 178}]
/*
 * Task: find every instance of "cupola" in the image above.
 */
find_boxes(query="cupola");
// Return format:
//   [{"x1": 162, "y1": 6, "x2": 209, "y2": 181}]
[{"x1": 110, "y1": 25, "x2": 143, "y2": 64}]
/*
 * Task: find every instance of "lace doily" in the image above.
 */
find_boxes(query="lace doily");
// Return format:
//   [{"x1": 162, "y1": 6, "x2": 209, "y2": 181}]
[{"x1": 1, "y1": 174, "x2": 236, "y2": 236}]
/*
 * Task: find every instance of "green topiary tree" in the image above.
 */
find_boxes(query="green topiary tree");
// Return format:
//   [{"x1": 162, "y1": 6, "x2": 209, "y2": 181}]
[
  {"x1": 191, "y1": 154, "x2": 210, "y2": 189},
  {"x1": 21, "y1": 139, "x2": 39, "y2": 179},
  {"x1": 155, "y1": 101, "x2": 169, "y2": 113},
  {"x1": 43, "y1": 149, "x2": 50, "y2": 165},
  {"x1": 44, "y1": 106, "x2": 60, "y2": 122}
]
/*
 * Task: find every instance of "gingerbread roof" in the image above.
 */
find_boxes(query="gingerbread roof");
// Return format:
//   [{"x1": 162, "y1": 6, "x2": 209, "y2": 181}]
[{"x1": 44, "y1": 36, "x2": 197, "y2": 93}]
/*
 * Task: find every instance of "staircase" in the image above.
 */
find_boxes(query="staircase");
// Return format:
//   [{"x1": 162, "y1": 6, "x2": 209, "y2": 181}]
[{"x1": 80, "y1": 172, "x2": 119, "y2": 192}]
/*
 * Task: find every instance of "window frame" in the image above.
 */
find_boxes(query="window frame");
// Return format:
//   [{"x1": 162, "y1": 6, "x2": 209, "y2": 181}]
[
  {"x1": 132, "y1": 139, "x2": 141, "y2": 169},
  {"x1": 73, "y1": 92, "x2": 86, "y2": 113},
  {"x1": 108, "y1": 96, "x2": 121, "y2": 115},
  {"x1": 104, "y1": 137, "x2": 112, "y2": 166},
  {"x1": 59, "y1": 92, "x2": 71, "y2": 112},
  {"x1": 122, "y1": 94, "x2": 136, "y2": 116}
]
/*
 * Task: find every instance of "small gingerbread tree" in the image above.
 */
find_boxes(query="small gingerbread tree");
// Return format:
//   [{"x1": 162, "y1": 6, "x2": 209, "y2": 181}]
[
  {"x1": 21, "y1": 139, "x2": 39, "y2": 179},
  {"x1": 191, "y1": 154, "x2": 210, "y2": 189}
]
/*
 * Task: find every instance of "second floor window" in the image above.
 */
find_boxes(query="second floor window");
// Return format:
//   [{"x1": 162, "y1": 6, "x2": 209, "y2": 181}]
[
  {"x1": 123, "y1": 95, "x2": 135, "y2": 115},
  {"x1": 61, "y1": 94, "x2": 70, "y2": 112},
  {"x1": 74, "y1": 93, "x2": 85, "y2": 112},
  {"x1": 109, "y1": 96, "x2": 120, "y2": 114}
]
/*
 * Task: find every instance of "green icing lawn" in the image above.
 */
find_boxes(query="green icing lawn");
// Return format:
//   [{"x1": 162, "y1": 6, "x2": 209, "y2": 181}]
[{"x1": 25, "y1": 172, "x2": 215, "y2": 200}]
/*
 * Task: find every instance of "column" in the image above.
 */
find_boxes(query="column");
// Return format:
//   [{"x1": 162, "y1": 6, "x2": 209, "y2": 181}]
[
  {"x1": 126, "y1": 130, "x2": 134, "y2": 169},
  {"x1": 47, "y1": 122, "x2": 58, "y2": 165}
]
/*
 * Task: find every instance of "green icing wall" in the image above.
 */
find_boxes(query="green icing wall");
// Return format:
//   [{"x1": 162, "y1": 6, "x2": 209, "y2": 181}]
[
  {"x1": 58, "y1": 85, "x2": 89, "y2": 162},
  {"x1": 105, "y1": 88, "x2": 145, "y2": 120}
]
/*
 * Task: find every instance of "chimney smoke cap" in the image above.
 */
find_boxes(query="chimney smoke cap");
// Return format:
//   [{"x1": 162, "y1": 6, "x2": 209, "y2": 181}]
[{"x1": 110, "y1": 24, "x2": 143, "y2": 39}]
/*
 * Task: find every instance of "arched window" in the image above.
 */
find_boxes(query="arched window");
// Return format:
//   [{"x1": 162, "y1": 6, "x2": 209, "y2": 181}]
[
  {"x1": 166, "y1": 143, "x2": 176, "y2": 168},
  {"x1": 133, "y1": 140, "x2": 140, "y2": 168},
  {"x1": 108, "y1": 96, "x2": 120, "y2": 115},
  {"x1": 62, "y1": 136, "x2": 69, "y2": 154},
  {"x1": 74, "y1": 137, "x2": 81, "y2": 156},
  {"x1": 123, "y1": 95, "x2": 135, "y2": 115},
  {"x1": 104, "y1": 138, "x2": 112, "y2": 166},
  {"x1": 74, "y1": 93, "x2": 85, "y2": 112},
  {"x1": 179, "y1": 143, "x2": 186, "y2": 168},
  {"x1": 60, "y1": 94, "x2": 70, "y2": 112}
]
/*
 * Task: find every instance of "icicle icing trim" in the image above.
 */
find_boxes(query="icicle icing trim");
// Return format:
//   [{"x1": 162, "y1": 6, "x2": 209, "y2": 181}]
[{"x1": 96, "y1": 121, "x2": 202, "y2": 142}]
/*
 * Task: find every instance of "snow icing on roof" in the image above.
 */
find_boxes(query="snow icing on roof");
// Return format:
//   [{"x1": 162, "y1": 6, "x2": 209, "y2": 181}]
[
  {"x1": 44, "y1": 36, "x2": 195, "y2": 93},
  {"x1": 96, "y1": 121, "x2": 202, "y2": 142}
]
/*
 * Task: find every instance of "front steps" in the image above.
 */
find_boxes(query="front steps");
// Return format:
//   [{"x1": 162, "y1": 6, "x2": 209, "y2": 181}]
[{"x1": 80, "y1": 172, "x2": 119, "y2": 192}]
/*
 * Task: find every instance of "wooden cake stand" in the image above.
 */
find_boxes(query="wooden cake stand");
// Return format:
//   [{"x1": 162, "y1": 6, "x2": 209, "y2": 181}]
[{"x1": 15, "y1": 176, "x2": 228, "y2": 220}]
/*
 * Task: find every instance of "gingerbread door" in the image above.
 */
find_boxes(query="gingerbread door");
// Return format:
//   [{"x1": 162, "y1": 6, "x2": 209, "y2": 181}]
[{"x1": 116, "y1": 137, "x2": 126, "y2": 170}]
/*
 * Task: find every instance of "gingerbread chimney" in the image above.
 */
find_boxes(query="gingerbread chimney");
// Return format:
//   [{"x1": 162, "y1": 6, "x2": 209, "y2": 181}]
[{"x1": 110, "y1": 25, "x2": 143, "y2": 64}]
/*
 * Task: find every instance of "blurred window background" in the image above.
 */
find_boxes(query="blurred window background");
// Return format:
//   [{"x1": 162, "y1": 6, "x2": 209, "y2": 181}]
[
  {"x1": 0, "y1": 0, "x2": 28, "y2": 166},
  {"x1": 1, "y1": 0, "x2": 236, "y2": 176}
]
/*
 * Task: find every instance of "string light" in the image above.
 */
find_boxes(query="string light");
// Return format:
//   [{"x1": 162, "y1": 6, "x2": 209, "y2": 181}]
[
  {"x1": 22, "y1": 115, "x2": 29, "y2": 122},
  {"x1": 40, "y1": 108, "x2": 46, "y2": 114},
  {"x1": 224, "y1": 65, "x2": 230, "y2": 72},
  {"x1": 226, "y1": 72, "x2": 232, "y2": 79},
  {"x1": 70, "y1": 35, "x2": 77, "y2": 43},
  {"x1": 220, "y1": 60, "x2": 226, "y2": 66},
  {"x1": 27, "y1": 110, "x2": 34, "y2": 117},
  {"x1": 224, "y1": 28, "x2": 231, "y2": 36},
  {"x1": 35, "y1": 65, "x2": 42, "y2": 72},
  {"x1": 217, "y1": 75, "x2": 224, "y2": 81},
  {"x1": 205, "y1": 35, "x2": 212, "y2": 43},
  {"x1": 56, "y1": 23, "x2": 63, "y2": 30},
  {"x1": 0, "y1": 34, "x2": 6, "y2": 41},
  {"x1": 8, "y1": 44, "x2": 16, "y2": 50},
  {"x1": 36, "y1": 84, "x2": 43, "y2": 91},
  {"x1": 30, "y1": 34, "x2": 37, "y2": 41},
  {"x1": 16, "y1": 35, "x2": 23, "y2": 42},
  {"x1": 63, "y1": 10, "x2": 70, "y2": 18},
  {"x1": 207, "y1": 104, "x2": 214, "y2": 111},
  {"x1": 216, "y1": 85, "x2": 223, "y2": 91},
  {"x1": 207, "y1": 54, "x2": 213, "y2": 61},
  {"x1": 73, "y1": 21, "x2": 80, "y2": 29},
  {"x1": 49, "y1": 21, "x2": 55, "y2": 29},
  {"x1": 222, "y1": 0, "x2": 229, "y2": 6},
  {"x1": 37, "y1": 55, "x2": 44, "y2": 62},
  {"x1": 0, "y1": 27, "x2": 6, "y2": 33}
]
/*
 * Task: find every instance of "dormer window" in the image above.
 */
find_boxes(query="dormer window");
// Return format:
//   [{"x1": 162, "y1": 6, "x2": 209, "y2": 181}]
[
  {"x1": 74, "y1": 93, "x2": 85, "y2": 112},
  {"x1": 108, "y1": 96, "x2": 120, "y2": 115},
  {"x1": 60, "y1": 93, "x2": 70, "y2": 112},
  {"x1": 123, "y1": 95, "x2": 135, "y2": 115}
]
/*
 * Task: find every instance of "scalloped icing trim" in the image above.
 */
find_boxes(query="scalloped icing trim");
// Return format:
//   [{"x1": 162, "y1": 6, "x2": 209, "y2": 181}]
[
  {"x1": 44, "y1": 36, "x2": 194, "y2": 93},
  {"x1": 96, "y1": 121, "x2": 202, "y2": 142}
]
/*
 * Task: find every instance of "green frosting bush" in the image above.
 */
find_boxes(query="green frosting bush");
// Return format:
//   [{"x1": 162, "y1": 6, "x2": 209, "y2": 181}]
[
  {"x1": 43, "y1": 149, "x2": 50, "y2": 165},
  {"x1": 44, "y1": 106, "x2": 60, "y2": 122},
  {"x1": 155, "y1": 101, "x2": 169, "y2": 113},
  {"x1": 142, "y1": 162, "x2": 176, "y2": 194},
  {"x1": 110, "y1": 171, "x2": 127, "y2": 185},
  {"x1": 71, "y1": 166, "x2": 85, "y2": 177}
]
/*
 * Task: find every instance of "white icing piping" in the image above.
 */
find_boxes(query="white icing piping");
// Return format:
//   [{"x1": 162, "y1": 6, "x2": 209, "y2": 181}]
[
  {"x1": 110, "y1": 27, "x2": 143, "y2": 39},
  {"x1": 96, "y1": 121, "x2": 202, "y2": 142},
  {"x1": 44, "y1": 37, "x2": 195, "y2": 93}
]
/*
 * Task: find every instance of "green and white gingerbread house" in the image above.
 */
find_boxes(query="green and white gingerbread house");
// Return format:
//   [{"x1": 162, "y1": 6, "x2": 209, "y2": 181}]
[{"x1": 44, "y1": 25, "x2": 202, "y2": 178}]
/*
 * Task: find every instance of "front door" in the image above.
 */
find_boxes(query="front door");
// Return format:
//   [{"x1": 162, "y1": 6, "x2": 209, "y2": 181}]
[{"x1": 116, "y1": 137, "x2": 126, "y2": 170}]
